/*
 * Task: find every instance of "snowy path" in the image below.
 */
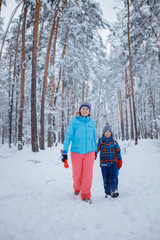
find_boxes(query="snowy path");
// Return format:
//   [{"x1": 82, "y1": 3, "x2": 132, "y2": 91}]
[{"x1": 0, "y1": 140, "x2": 160, "y2": 240}]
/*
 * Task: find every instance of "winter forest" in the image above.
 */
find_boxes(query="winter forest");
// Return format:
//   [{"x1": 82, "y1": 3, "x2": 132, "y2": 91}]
[{"x1": 0, "y1": 0, "x2": 160, "y2": 152}]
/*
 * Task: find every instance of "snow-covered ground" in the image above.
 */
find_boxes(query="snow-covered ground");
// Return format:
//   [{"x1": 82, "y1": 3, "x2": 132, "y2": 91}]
[{"x1": 0, "y1": 139, "x2": 160, "y2": 240}]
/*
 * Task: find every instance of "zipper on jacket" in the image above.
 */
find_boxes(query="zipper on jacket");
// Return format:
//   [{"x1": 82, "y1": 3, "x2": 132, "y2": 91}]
[{"x1": 85, "y1": 117, "x2": 87, "y2": 153}]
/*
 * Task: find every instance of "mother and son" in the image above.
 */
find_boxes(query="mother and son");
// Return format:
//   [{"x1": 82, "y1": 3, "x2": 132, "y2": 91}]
[{"x1": 61, "y1": 101, "x2": 122, "y2": 202}]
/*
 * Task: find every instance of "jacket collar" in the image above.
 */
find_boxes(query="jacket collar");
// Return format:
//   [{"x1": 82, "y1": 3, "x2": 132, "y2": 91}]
[
  {"x1": 102, "y1": 135, "x2": 112, "y2": 141},
  {"x1": 76, "y1": 112, "x2": 91, "y2": 122}
]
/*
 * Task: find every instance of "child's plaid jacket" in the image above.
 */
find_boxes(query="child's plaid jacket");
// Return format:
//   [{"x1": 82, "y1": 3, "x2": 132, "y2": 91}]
[{"x1": 97, "y1": 135, "x2": 122, "y2": 167}]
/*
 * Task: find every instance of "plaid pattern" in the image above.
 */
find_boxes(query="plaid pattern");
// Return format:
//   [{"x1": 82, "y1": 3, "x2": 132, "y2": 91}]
[{"x1": 97, "y1": 136, "x2": 122, "y2": 167}]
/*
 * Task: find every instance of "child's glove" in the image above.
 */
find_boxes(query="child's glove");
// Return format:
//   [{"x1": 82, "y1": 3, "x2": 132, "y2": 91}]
[
  {"x1": 61, "y1": 152, "x2": 68, "y2": 162},
  {"x1": 118, "y1": 160, "x2": 122, "y2": 169},
  {"x1": 94, "y1": 151, "x2": 97, "y2": 160}
]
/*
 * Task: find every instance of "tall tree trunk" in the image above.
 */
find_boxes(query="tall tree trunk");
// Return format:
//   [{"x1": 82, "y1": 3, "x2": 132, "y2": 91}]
[
  {"x1": 40, "y1": 3, "x2": 59, "y2": 150},
  {"x1": 103, "y1": 93, "x2": 107, "y2": 122},
  {"x1": 140, "y1": 107, "x2": 144, "y2": 138},
  {"x1": 52, "y1": 26, "x2": 69, "y2": 144},
  {"x1": 14, "y1": 64, "x2": 21, "y2": 145},
  {"x1": 127, "y1": 0, "x2": 138, "y2": 144},
  {"x1": 8, "y1": 41, "x2": 13, "y2": 148},
  {"x1": 18, "y1": 0, "x2": 27, "y2": 150},
  {"x1": 117, "y1": 90, "x2": 125, "y2": 141},
  {"x1": 1, "y1": 114, "x2": 5, "y2": 145},
  {"x1": 82, "y1": 80, "x2": 85, "y2": 101},
  {"x1": 0, "y1": 1, "x2": 22, "y2": 59},
  {"x1": 123, "y1": 52, "x2": 129, "y2": 140},
  {"x1": 48, "y1": 20, "x2": 59, "y2": 147},
  {"x1": 96, "y1": 88, "x2": 101, "y2": 138},
  {"x1": 38, "y1": 15, "x2": 45, "y2": 54},
  {"x1": 85, "y1": 80, "x2": 89, "y2": 101},
  {"x1": 14, "y1": 78, "x2": 19, "y2": 146},
  {"x1": 13, "y1": 19, "x2": 22, "y2": 146},
  {"x1": 143, "y1": 101, "x2": 147, "y2": 138},
  {"x1": 49, "y1": 2, "x2": 68, "y2": 146},
  {"x1": 149, "y1": 88, "x2": 158, "y2": 139},
  {"x1": 0, "y1": 0, "x2": 2, "y2": 12},
  {"x1": 31, "y1": 0, "x2": 41, "y2": 152},
  {"x1": 128, "y1": 85, "x2": 134, "y2": 139},
  {"x1": 8, "y1": 15, "x2": 21, "y2": 147},
  {"x1": 72, "y1": 79, "x2": 76, "y2": 116},
  {"x1": 2, "y1": 124, "x2": 4, "y2": 145},
  {"x1": 150, "y1": 113, "x2": 153, "y2": 139},
  {"x1": 53, "y1": 27, "x2": 69, "y2": 108}
]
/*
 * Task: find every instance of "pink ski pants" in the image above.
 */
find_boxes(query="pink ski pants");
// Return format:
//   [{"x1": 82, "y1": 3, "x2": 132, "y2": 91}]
[{"x1": 71, "y1": 151, "x2": 95, "y2": 200}]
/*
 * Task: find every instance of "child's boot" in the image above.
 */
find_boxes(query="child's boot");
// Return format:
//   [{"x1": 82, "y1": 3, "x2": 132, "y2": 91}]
[{"x1": 111, "y1": 190, "x2": 119, "y2": 198}]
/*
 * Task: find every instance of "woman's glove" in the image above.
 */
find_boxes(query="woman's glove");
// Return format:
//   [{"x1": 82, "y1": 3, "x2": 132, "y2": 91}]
[
  {"x1": 118, "y1": 160, "x2": 122, "y2": 169},
  {"x1": 61, "y1": 152, "x2": 68, "y2": 162}
]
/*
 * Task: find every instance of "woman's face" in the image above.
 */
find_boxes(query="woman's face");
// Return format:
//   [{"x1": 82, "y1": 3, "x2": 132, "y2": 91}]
[
  {"x1": 80, "y1": 106, "x2": 90, "y2": 117},
  {"x1": 104, "y1": 130, "x2": 111, "y2": 138}
]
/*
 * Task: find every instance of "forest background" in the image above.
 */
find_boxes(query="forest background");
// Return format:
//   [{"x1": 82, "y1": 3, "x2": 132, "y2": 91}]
[{"x1": 0, "y1": 0, "x2": 159, "y2": 152}]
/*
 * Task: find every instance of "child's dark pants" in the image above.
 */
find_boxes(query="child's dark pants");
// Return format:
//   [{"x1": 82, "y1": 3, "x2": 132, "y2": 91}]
[{"x1": 101, "y1": 165, "x2": 119, "y2": 195}]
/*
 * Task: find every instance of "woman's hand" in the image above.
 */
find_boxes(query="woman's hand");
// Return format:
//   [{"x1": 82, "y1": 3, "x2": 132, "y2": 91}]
[{"x1": 61, "y1": 152, "x2": 68, "y2": 162}]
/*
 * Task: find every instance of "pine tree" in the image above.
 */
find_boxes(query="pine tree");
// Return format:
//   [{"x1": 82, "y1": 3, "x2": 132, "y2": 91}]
[{"x1": 31, "y1": 0, "x2": 41, "y2": 152}]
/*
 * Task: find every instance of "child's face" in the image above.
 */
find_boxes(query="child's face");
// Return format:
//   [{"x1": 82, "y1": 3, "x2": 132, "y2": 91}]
[{"x1": 104, "y1": 130, "x2": 111, "y2": 138}]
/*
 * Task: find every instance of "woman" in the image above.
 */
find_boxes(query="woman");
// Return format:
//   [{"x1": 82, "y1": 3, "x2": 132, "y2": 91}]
[{"x1": 61, "y1": 101, "x2": 97, "y2": 202}]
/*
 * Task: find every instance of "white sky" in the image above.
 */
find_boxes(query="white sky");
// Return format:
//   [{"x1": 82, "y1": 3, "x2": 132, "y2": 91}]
[
  {"x1": 97, "y1": 0, "x2": 117, "y2": 43},
  {"x1": 98, "y1": 0, "x2": 117, "y2": 22}
]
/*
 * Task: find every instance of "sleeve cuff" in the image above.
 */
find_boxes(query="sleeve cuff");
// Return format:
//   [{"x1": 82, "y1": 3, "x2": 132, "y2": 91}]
[{"x1": 62, "y1": 150, "x2": 67, "y2": 154}]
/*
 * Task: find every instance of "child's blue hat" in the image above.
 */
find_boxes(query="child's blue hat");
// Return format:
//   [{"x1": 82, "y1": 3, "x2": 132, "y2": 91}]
[{"x1": 102, "y1": 123, "x2": 112, "y2": 135}]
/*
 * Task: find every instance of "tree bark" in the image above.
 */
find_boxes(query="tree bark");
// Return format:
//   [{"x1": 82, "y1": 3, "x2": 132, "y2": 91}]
[
  {"x1": 53, "y1": 27, "x2": 69, "y2": 107},
  {"x1": 123, "y1": 52, "x2": 129, "y2": 140},
  {"x1": 8, "y1": 41, "x2": 13, "y2": 148},
  {"x1": 72, "y1": 79, "x2": 76, "y2": 116},
  {"x1": 103, "y1": 93, "x2": 107, "y2": 122},
  {"x1": 127, "y1": 83, "x2": 134, "y2": 139},
  {"x1": 31, "y1": 0, "x2": 41, "y2": 152},
  {"x1": 40, "y1": 3, "x2": 59, "y2": 150},
  {"x1": 2, "y1": 124, "x2": 4, "y2": 145},
  {"x1": 127, "y1": 0, "x2": 138, "y2": 144},
  {"x1": 82, "y1": 80, "x2": 85, "y2": 101},
  {"x1": 85, "y1": 80, "x2": 89, "y2": 101},
  {"x1": 149, "y1": 88, "x2": 158, "y2": 139},
  {"x1": 96, "y1": 88, "x2": 101, "y2": 138},
  {"x1": 0, "y1": 1, "x2": 22, "y2": 59},
  {"x1": 38, "y1": 15, "x2": 45, "y2": 54},
  {"x1": 117, "y1": 90, "x2": 125, "y2": 141},
  {"x1": 52, "y1": 26, "x2": 69, "y2": 144},
  {"x1": 48, "y1": 20, "x2": 59, "y2": 147},
  {"x1": 8, "y1": 15, "x2": 21, "y2": 147},
  {"x1": 18, "y1": 0, "x2": 27, "y2": 150},
  {"x1": 0, "y1": 0, "x2": 2, "y2": 12}
]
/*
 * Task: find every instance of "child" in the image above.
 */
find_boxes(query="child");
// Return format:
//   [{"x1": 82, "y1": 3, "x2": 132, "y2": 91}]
[{"x1": 96, "y1": 123, "x2": 122, "y2": 198}]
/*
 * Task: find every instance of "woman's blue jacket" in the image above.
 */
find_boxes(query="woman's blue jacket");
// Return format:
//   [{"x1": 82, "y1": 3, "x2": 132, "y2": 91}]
[{"x1": 63, "y1": 113, "x2": 97, "y2": 154}]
